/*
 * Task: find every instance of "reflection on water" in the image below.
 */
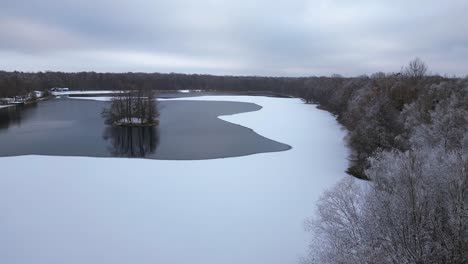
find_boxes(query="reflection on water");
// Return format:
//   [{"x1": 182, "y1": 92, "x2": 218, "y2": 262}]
[
  {"x1": 0, "y1": 108, "x2": 19, "y2": 129},
  {"x1": 0, "y1": 99, "x2": 290, "y2": 159},
  {"x1": 103, "y1": 126, "x2": 160, "y2": 158},
  {"x1": 0, "y1": 103, "x2": 38, "y2": 129}
]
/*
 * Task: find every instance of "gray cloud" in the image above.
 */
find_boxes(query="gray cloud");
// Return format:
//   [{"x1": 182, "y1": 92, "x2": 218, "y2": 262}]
[{"x1": 1, "y1": 0, "x2": 467, "y2": 76}]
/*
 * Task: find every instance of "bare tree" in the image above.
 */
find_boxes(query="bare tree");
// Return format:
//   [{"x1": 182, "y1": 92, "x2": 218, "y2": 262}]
[
  {"x1": 403, "y1": 57, "x2": 428, "y2": 80},
  {"x1": 102, "y1": 89, "x2": 159, "y2": 126},
  {"x1": 305, "y1": 177, "x2": 367, "y2": 264}
]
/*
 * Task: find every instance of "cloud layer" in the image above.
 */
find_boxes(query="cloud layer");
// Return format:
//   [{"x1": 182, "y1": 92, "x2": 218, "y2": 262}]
[{"x1": 1, "y1": 0, "x2": 467, "y2": 76}]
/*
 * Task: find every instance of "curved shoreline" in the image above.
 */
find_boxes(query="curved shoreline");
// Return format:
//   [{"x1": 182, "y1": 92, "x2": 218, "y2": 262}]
[
  {"x1": 1, "y1": 97, "x2": 291, "y2": 160},
  {"x1": 71, "y1": 95, "x2": 289, "y2": 143},
  {"x1": 71, "y1": 95, "x2": 293, "y2": 159},
  {"x1": 0, "y1": 95, "x2": 349, "y2": 264}
]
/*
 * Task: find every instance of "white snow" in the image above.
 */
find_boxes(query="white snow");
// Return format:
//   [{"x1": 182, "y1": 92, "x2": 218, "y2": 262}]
[
  {"x1": 178, "y1": 89, "x2": 202, "y2": 93},
  {"x1": 0, "y1": 96, "x2": 349, "y2": 264},
  {"x1": 117, "y1": 117, "x2": 145, "y2": 124},
  {"x1": 51, "y1": 90, "x2": 121, "y2": 96},
  {"x1": 71, "y1": 96, "x2": 113, "y2": 101},
  {"x1": 33, "y1": 91, "x2": 45, "y2": 97},
  {"x1": 0, "y1": 104, "x2": 14, "y2": 109},
  {"x1": 114, "y1": 117, "x2": 156, "y2": 125}
]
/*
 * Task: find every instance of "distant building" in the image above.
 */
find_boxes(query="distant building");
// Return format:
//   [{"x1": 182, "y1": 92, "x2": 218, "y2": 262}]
[
  {"x1": 0, "y1": 99, "x2": 9, "y2": 105},
  {"x1": 12, "y1": 96, "x2": 26, "y2": 104},
  {"x1": 33, "y1": 91, "x2": 45, "y2": 98},
  {"x1": 0, "y1": 98, "x2": 15, "y2": 105}
]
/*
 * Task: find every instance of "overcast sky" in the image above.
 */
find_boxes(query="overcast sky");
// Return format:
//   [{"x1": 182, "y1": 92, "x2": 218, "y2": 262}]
[{"x1": 1, "y1": 0, "x2": 467, "y2": 76}]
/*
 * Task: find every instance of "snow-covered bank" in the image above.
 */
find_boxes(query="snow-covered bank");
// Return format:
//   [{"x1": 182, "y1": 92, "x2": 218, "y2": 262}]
[
  {"x1": 71, "y1": 96, "x2": 113, "y2": 101},
  {"x1": 0, "y1": 96, "x2": 349, "y2": 264},
  {"x1": 178, "y1": 89, "x2": 202, "y2": 93},
  {"x1": 0, "y1": 104, "x2": 14, "y2": 109},
  {"x1": 50, "y1": 90, "x2": 120, "y2": 96}
]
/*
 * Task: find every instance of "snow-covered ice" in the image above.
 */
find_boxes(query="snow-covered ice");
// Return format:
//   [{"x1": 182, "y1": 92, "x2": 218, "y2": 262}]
[
  {"x1": 51, "y1": 90, "x2": 121, "y2": 96},
  {"x1": 178, "y1": 89, "x2": 202, "y2": 93},
  {"x1": 0, "y1": 104, "x2": 14, "y2": 109},
  {"x1": 0, "y1": 96, "x2": 349, "y2": 264}
]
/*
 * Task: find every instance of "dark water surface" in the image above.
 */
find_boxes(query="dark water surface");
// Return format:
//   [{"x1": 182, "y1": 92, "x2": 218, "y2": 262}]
[{"x1": 0, "y1": 98, "x2": 290, "y2": 159}]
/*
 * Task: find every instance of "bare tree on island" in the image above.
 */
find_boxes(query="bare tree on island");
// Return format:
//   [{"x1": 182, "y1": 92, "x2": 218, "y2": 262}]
[{"x1": 102, "y1": 88, "x2": 159, "y2": 126}]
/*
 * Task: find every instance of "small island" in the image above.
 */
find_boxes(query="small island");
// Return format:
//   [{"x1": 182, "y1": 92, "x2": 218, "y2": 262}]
[{"x1": 102, "y1": 89, "x2": 159, "y2": 127}]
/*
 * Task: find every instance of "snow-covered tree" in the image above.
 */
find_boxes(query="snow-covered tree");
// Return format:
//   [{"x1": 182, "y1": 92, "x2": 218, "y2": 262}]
[
  {"x1": 305, "y1": 177, "x2": 367, "y2": 264},
  {"x1": 307, "y1": 147, "x2": 467, "y2": 264},
  {"x1": 307, "y1": 73, "x2": 467, "y2": 264}
]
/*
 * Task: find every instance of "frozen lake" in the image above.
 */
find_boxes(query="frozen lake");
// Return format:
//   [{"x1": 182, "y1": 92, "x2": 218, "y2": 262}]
[{"x1": 0, "y1": 95, "x2": 349, "y2": 264}]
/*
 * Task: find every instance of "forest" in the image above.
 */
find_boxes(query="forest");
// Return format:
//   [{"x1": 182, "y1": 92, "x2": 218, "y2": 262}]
[
  {"x1": 1, "y1": 59, "x2": 466, "y2": 263},
  {"x1": 303, "y1": 60, "x2": 467, "y2": 263},
  {"x1": 0, "y1": 70, "x2": 305, "y2": 98}
]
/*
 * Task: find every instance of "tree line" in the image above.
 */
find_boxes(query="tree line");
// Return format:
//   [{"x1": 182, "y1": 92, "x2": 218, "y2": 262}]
[
  {"x1": 304, "y1": 59, "x2": 467, "y2": 263},
  {"x1": 0, "y1": 70, "x2": 306, "y2": 98}
]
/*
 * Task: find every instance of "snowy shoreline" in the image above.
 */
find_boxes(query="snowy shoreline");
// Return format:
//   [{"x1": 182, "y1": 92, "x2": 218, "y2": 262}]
[
  {"x1": 113, "y1": 117, "x2": 159, "y2": 127},
  {"x1": 50, "y1": 90, "x2": 122, "y2": 96},
  {"x1": 0, "y1": 95, "x2": 349, "y2": 264},
  {"x1": 0, "y1": 104, "x2": 14, "y2": 109}
]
